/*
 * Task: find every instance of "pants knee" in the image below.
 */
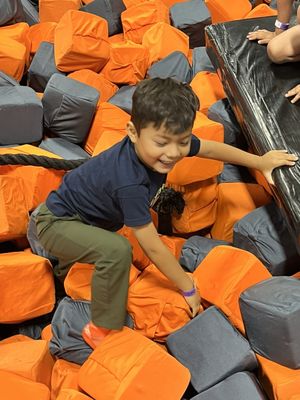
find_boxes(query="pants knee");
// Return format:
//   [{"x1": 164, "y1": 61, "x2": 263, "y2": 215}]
[
  {"x1": 114, "y1": 235, "x2": 132, "y2": 264},
  {"x1": 99, "y1": 235, "x2": 132, "y2": 267}
]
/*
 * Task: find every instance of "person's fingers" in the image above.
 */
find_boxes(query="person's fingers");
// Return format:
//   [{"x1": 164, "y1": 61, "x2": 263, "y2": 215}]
[
  {"x1": 258, "y1": 37, "x2": 273, "y2": 44},
  {"x1": 271, "y1": 150, "x2": 298, "y2": 162},
  {"x1": 247, "y1": 33, "x2": 261, "y2": 40},
  {"x1": 247, "y1": 29, "x2": 268, "y2": 37},
  {"x1": 291, "y1": 93, "x2": 300, "y2": 103},
  {"x1": 285, "y1": 85, "x2": 300, "y2": 100},
  {"x1": 285, "y1": 90, "x2": 296, "y2": 98}
]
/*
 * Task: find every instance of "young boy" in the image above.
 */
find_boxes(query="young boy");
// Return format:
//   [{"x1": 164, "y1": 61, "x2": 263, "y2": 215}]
[{"x1": 35, "y1": 78, "x2": 297, "y2": 349}]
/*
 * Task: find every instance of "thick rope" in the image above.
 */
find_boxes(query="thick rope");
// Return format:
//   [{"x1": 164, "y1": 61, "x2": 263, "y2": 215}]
[{"x1": 0, "y1": 154, "x2": 87, "y2": 170}]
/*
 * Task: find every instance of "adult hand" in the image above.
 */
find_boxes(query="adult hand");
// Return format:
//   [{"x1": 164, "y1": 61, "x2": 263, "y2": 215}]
[
  {"x1": 285, "y1": 84, "x2": 300, "y2": 103},
  {"x1": 247, "y1": 29, "x2": 276, "y2": 44},
  {"x1": 259, "y1": 150, "x2": 298, "y2": 184}
]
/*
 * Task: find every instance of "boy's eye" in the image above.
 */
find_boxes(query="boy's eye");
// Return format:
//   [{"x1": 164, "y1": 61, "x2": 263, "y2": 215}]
[
  {"x1": 180, "y1": 141, "x2": 190, "y2": 146},
  {"x1": 155, "y1": 141, "x2": 167, "y2": 146}
]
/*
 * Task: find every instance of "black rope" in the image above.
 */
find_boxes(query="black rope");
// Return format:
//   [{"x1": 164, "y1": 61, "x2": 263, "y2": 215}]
[{"x1": 0, "y1": 154, "x2": 87, "y2": 170}]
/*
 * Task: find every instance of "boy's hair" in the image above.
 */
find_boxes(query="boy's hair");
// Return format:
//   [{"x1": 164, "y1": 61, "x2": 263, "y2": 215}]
[{"x1": 131, "y1": 78, "x2": 199, "y2": 135}]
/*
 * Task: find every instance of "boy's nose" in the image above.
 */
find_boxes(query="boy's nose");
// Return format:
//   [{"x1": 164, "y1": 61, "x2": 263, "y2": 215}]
[{"x1": 166, "y1": 145, "x2": 181, "y2": 159}]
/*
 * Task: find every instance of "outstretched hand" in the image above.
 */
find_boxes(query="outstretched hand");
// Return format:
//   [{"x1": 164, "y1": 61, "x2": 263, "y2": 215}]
[
  {"x1": 259, "y1": 150, "x2": 298, "y2": 185},
  {"x1": 184, "y1": 291, "x2": 203, "y2": 317},
  {"x1": 247, "y1": 29, "x2": 276, "y2": 44},
  {"x1": 285, "y1": 84, "x2": 300, "y2": 103}
]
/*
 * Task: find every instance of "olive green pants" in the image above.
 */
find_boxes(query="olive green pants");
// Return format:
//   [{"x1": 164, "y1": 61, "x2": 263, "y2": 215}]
[{"x1": 35, "y1": 203, "x2": 132, "y2": 330}]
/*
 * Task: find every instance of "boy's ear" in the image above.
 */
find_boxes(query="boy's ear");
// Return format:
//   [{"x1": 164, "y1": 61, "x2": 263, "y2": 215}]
[{"x1": 126, "y1": 121, "x2": 138, "y2": 143}]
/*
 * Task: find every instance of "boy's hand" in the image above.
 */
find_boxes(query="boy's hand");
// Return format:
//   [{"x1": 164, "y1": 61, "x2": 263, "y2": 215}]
[
  {"x1": 183, "y1": 291, "x2": 203, "y2": 317},
  {"x1": 259, "y1": 150, "x2": 298, "y2": 185},
  {"x1": 247, "y1": 29, "x2": 276, "y2": 44},
  {"x1": 285, "y1": 84, "x2": 300, "y2": 103}
]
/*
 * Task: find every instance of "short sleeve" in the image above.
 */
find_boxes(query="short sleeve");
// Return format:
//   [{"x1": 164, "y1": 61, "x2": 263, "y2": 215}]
[
  {"x1": 188, "y1": 134, "x2": 201, "y2": 156},
  {"x1": 117, "y1": 185, "x2": 152, "y2": 227}
]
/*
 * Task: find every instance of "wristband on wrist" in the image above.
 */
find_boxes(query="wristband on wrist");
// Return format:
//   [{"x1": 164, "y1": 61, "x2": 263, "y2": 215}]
[
  {"x1": 180, "y1": 285, "x2": 196, "y2": 297},
  {"x1": 275, "y1": 19, "x2": 290, "y2": 30}
]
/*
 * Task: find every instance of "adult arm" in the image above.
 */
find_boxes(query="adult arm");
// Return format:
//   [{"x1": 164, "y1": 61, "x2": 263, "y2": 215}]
[{"x1": 247, "y1": 0, "x2": 294, "y2": 44}]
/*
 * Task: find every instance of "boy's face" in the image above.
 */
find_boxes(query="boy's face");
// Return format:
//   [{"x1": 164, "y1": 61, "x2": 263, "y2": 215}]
[{"x1": 127, "y1": 122, "x2": 192, "y2": 174}]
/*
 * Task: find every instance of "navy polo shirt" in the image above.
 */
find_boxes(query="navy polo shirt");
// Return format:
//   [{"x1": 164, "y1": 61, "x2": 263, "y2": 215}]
[{"x1": 46, "y1": 135, "x2": 200, "y2": 231}]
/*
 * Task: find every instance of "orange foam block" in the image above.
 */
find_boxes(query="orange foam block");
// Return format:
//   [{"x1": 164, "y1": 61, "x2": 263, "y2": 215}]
[{"x1": 78, "y1": 327, "x2": 190, "y2": 399}]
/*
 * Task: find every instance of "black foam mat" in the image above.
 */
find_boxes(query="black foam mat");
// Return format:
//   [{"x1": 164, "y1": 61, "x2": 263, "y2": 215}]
[{"x1": 205, "y1": 17, "x2": 300, "y2": 245}]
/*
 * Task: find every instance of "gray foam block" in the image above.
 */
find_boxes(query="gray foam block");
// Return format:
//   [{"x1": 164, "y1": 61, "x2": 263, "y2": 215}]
[
  {"x1": 42, "y1": 74, "x2": 99, "y2": 144},
  {"x1": 217, "y1": 163, "x2": 255, "y2": 184},
  {"x1": 49, "y1": 297, "x2": 94, "y2": 365},
  {"x1": 147, "y1": 51, "x2": 192, "y2": 83},
  {"x1": 0, "y1": 86, "x2": 43, "y2": 145},
  {"x1": 170, "y1": 0, "x2": 211, "y2": 48},
  {"x1": 179, "y1": 236, "x2": 230, "y2": 272},
  {"x1": 39, "y1": 137, "x2": 91, "y2": 160},
  {"x1": 207, "y1": 99, "x2": 246, "y2": 148},
  {"x1": 108, "y1": 84, "x2": 136, "y2": 114},
  {"x1": 234, "y1": 202, "x2": 300, "y2": 276},
  {"x1": 0, "y1": 71, "x2": 19, "y2": 86},
  {"x1": 166, "y1": 306, "x2": 257, "y2": 393},
  {"x1": 28, "y1": 42, "x2": 65, "y2": 92},
  {"x1": 240, "y1": 276, "x2": 300, "y2": 369},
  {"x1": 50, "y1": 296, "x2": 134, "y2": 365},
  {"x1": 80, "y1": 0, "x2": 125, "y2": 36},
  {"x1": 20, "y1": 0, "x2": 39, "y2": 25},
  {"x1": 0, "y1": 0, "x2": 25, "y2": 26},
  {"x1": 190, "y1": 372, "x2": 267, "y2": 400},
  {"x1": 191, "y1": 46, "x2": 216, "y2": 77}
]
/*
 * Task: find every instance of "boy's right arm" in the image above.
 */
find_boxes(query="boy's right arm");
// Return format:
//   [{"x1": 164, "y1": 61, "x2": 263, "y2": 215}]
[{"x1": 131, "y1": 222, "x2": 201, "y2": 317}]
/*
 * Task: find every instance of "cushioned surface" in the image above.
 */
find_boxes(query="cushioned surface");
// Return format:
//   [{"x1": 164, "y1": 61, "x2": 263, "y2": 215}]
[
  {"x1": 50, "y1": 297, "x2": 134, "y2": 365},
  {"x1": 0, "y1": 0, "x2": 25, "y2": 26},
  {"x1": 167, "y1": 306, "x2": 257, "y2": 393},
  {"x1": 42, "y1": 74, "x2": 99, "y2": 144},
  {"x1": 39, "y1": 137, "x2": 90, "y2": 160},
  {"x1": 240, "y1": 276, "x2": 300, "y2": 369},
  {"x1": 147, "y1": 51, "x2": 192, "y2": 83},
  {"x1": 108, "y1": 85, "x2": 136, "y2": 114},
  {"x1": 0, "y1": 86, "x2": 43, "y2": 145},
  {"x1": 190, "y1": 372, "x2": 267, "y2": 399},
  {"x1": 28, "y1": 41, "x2": 65, "y2": 92},
  {"x1": 170, "y1": 0, "x2": 211, "y2": 48},
  {"x1": 234, "y1": 201, "x2": 300, "y2": 275},
  {"x1": 218, "y1": 163, "x2": 255, "y2": 184},
  {"x1": 179, "y1": 235, "x2": 230, "y2": 272},
  {"x1": 191, "y1": 46, "x2": 216, "y2": 77},
  {"x1": 80, "y1": 0, "x2": 125, "y2": 36},
  {"x1": 206, "y1": 17, "x2": 300, "y2": 245},
  {"x1": 207, "y1": 98, "x2": 246, "y2": 147},
  {"x1": 0, "y1": 70, "x2": 19, "y2": 86},
  {"x1": 20, "y1": 0, "x2": 39, "y2": 25}
]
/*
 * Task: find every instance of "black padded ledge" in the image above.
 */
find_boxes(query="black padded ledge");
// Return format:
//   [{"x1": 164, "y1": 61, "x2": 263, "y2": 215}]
[{"x1": 205, "y1": 17, "x2": 300, "y2": 245}]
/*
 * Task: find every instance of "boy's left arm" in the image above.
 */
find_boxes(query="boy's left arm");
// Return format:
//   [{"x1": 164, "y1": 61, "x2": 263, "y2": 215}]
[{"x1": 197, "y1": 140, "x2": 298, "y2": 185}]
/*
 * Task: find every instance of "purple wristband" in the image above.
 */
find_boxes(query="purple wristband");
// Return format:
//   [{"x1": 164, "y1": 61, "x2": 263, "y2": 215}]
[{"x1": 181, "y1": 286, "x2": 197, "y2": 297}]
